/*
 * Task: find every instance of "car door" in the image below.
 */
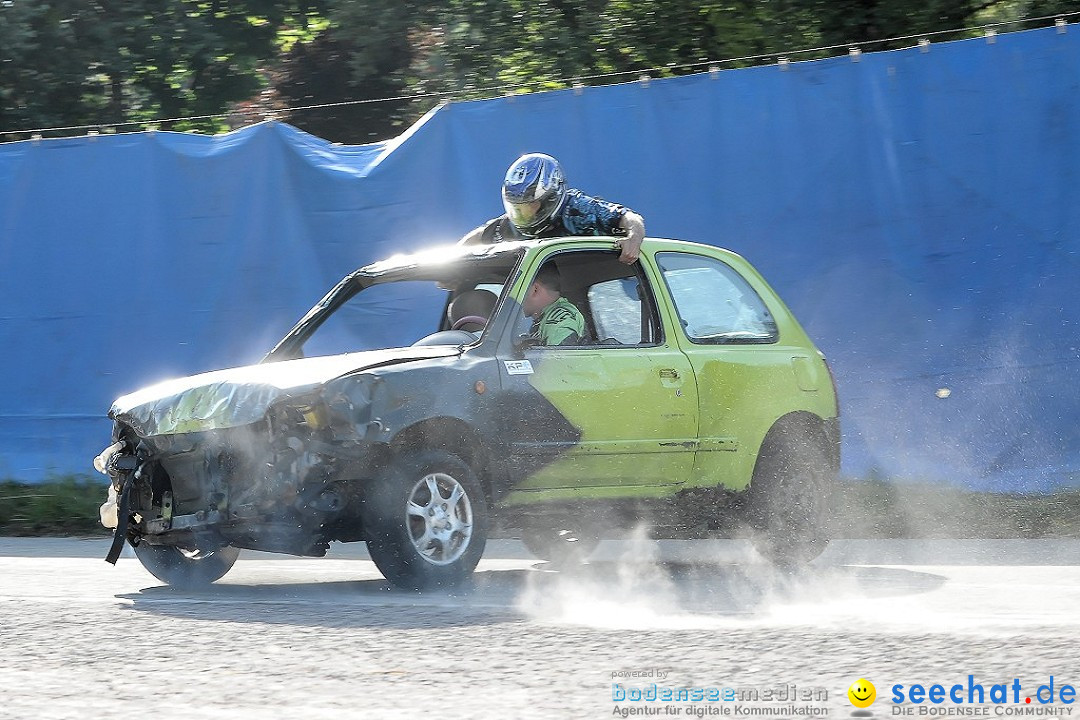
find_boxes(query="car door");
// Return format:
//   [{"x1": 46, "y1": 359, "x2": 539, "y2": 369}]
[
  {"x1": 653, "y1": 249, "x2": 804, "y2": 491},
  {"x1": 498, "y1": 247, "x2": 698, "y2": 492}
]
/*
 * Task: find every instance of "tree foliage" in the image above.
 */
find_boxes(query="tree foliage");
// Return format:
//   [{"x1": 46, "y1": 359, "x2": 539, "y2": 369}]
[
  {"x1": 277, "y1": 0, "x2": 1078, "y2": 142},
  {"x1": 2, "y1": 0, "x2": 1077, "y2": 143},
  {"x1": 0, "y1": 0, "x2": 323, "y2": 137}
]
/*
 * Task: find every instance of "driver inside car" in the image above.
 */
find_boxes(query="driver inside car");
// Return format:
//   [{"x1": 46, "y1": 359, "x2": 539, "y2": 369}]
[{"x1": 523, "y1": 265, "x2": 585, "y2": 346}]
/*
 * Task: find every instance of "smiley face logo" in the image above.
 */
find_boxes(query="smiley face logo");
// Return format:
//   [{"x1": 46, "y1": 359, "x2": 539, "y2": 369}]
[{"x1": 848, "y1": 679, "x2": 876, "y2": 708}]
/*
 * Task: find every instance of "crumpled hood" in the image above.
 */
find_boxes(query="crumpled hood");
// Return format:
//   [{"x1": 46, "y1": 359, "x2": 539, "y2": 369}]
[{"x1": 110, "y1": 346, "x2": 459, "y2": 437}]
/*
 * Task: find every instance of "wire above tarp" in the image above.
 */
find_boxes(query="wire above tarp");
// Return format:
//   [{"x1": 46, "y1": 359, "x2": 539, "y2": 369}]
[{"x1": 1, "y1": 24, "x2": 1077, "y2": 490}]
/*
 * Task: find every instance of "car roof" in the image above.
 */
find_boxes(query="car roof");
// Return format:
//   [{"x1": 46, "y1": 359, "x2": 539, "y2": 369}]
[
  {"x1": 358, "y1": 240, "x2": 531, "y2": 277},
  {"x1": 356, "y1": 236, "x2": 741, "y2": 278}
]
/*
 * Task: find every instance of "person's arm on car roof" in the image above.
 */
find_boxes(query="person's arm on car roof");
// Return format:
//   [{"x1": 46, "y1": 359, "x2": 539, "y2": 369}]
[{"x1": 616, "y1": 210, "x2": 645, "y2": 264}]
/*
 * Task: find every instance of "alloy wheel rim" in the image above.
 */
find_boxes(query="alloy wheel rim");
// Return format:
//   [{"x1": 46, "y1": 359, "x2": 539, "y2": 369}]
[{"x1": 405, "y1": 471, "x2": 473, "y2": 565}]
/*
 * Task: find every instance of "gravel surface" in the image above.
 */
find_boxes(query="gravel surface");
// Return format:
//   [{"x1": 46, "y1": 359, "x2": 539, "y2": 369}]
[{"x1": 2, "y1": 539, "x2": 1078, "y2": 720}]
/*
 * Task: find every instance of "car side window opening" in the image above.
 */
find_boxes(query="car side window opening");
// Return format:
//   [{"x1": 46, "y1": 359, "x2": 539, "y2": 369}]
[
  {"x1": 525, "y1": 251, "x2": 661, "y2": 348},
  {"x1": 656, "y1": 252, "x2": 778, "y2": 344}
]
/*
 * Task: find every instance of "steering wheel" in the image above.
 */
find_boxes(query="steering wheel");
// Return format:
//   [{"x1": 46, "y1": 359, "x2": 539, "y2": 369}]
[{"x1": 451, "y1": 315, "x2": 488, "y2": 331}]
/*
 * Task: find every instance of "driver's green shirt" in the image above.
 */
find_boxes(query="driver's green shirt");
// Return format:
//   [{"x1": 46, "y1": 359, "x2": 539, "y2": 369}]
[{"x1": 532, "y1": 297, "x2": 586, "y2": 346}]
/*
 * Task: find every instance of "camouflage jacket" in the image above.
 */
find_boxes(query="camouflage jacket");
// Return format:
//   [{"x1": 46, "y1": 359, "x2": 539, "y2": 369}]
[{"x1": 531, "y1": 297, "x2": 586, "y2": 346}]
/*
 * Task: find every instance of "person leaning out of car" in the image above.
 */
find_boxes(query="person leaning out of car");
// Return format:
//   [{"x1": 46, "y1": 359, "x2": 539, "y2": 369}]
[{"x1": 459, "y1": 153, "x2": 646, "y2": 265}]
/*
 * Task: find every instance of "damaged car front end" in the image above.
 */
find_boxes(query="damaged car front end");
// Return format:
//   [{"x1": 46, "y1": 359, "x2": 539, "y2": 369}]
[
  {"x1": 97, "y1": 242, "x2": 523, "y2": 588},
  {"x1": 97, "y1": 353, "x2": 439, "y2": 584}
]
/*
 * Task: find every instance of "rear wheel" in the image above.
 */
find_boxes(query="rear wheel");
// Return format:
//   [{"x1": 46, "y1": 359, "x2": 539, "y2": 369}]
[
  {"x1": 132, "y1": 543, "x2": 240, "y2": 588},
  {"x1": 746, "y1": 425, "x2": 834, "y2": 568},
  {"x1": 363, "y1": 450, "x2": 488, "y2": 590}
]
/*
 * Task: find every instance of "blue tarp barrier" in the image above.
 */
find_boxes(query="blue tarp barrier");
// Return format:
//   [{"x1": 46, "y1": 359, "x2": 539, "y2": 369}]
[{"x1": 1, "y1": 25, "x2": 1077, "y2": 490}]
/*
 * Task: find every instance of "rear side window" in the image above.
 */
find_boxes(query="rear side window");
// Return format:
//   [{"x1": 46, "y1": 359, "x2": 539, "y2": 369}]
[
  {"x1": 656, "y1": 252, "x2": 778, "y2": 344},
  {"x1": 587, "y1": 277, "x2": 658, "y2": 345}
]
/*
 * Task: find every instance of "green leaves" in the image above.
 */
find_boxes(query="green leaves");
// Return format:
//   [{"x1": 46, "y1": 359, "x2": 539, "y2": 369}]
[
  {"x1": 0, "y1": 0, "x2": 313, "y2": 138},
  {"x1": 1, "y1": 0, "x2": 1071, "y2": 142}
]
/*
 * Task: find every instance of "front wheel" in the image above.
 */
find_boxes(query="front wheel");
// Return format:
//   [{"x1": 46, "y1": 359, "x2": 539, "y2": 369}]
[
  {"x1": 363, "y1": 450, "x2": 488, "y2": 590},
  {"x1": 132, "y1": 543, "x2": 240, "y2": 588}
]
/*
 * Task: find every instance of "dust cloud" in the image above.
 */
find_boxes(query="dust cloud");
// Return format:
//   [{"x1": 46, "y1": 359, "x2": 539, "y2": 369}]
[{"x1": 512, "y1": 525, "x2": 904, "y2": 632}]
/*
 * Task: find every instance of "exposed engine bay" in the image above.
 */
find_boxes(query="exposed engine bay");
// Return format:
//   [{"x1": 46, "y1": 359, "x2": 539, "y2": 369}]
[{"x1": 98, "y1": 390, "x2": 390, "y2": 561}]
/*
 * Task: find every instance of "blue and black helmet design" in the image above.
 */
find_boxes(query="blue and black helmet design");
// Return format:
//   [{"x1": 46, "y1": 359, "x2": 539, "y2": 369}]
[{"x1": 501, "y1": 153, "x2": 568, "y2": 237}]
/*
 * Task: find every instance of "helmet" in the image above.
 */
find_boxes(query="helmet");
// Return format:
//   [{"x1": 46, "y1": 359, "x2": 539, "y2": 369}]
[{"x1": 501, "y1": 153, "x2": 567, "y2": 237}]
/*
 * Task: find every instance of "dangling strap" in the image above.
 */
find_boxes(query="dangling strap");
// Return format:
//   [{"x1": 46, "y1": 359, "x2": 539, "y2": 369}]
[{"x1": 104, "y1": 472, "x2": 134, "y2": 565}]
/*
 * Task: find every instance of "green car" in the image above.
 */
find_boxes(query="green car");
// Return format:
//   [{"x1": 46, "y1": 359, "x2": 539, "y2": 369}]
[{"x1": 96, "y1": 237, "x2": 839, "y2": 589}]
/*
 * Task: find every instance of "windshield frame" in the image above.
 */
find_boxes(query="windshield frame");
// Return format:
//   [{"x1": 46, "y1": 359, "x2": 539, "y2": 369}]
[{"x1": 263, "y1": 243, "x2": 528, "y2": 362}]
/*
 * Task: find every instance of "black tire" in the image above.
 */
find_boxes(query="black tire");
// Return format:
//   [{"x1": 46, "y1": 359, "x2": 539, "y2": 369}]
[
  {"x1": 362, "y1": 450, "x2": 488, "y2": 590},
  {"x1": 521, "y1": 528, "x2": 599, "y2": 565},
  {"x1": 745, "y1": 425, "x2": 834, "y2": 568},
  {"x1": 132, "y1": 543, "x2": 240, "y2": 588}
]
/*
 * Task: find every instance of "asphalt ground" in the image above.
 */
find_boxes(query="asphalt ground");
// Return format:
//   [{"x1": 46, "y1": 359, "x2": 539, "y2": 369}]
[{"x1": 2, "y1": 538, "x2": 1079, "y2": 720}]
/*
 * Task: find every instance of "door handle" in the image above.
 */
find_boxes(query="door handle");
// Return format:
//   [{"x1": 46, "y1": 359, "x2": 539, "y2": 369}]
[{"x1": 659, "y1": 368, "x2": 680, "y2": 380}]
